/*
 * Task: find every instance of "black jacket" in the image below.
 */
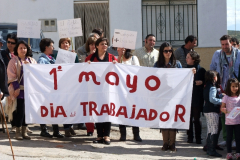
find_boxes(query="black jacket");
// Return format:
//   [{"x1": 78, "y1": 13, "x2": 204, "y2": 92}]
[
  {"x1": 1, "y1": 48, "x2": 11, "y2": 67},
  {"x1": 187, "y1": 64, "x2": 206, "y2": 107},
  {"x1": 0, "y1": 51, "x2": 9, "y2": 100},
  {"x1": 203, "y1": 82, "x2": 220, "y2": 113}
]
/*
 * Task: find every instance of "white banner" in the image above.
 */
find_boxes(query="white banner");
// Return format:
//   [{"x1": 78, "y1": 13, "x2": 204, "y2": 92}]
[{"x1": 24, "y1": 63, "x2": 193, "y2": 129}]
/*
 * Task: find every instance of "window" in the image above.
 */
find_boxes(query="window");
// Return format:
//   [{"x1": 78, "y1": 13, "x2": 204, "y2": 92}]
[
  {"x1": 39, "y1": 19, "x2": 57, "y2": 32},
  {"x1": 142, "y1": 0, "x2": 198, "y2": 46}
]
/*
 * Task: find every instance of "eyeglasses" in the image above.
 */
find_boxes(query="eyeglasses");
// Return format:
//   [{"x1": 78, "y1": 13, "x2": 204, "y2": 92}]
[
  {"x1": 163, "y1": 50, "x2": 173, "y2": 53},
  {"x1": 7, "y1": 41, "x2": 16, "y2": 45}
]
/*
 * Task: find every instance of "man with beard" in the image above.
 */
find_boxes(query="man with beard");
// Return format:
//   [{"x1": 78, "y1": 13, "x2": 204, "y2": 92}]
[{"x1": 132, "y1": 34, "x2": 159, "y2": 67}]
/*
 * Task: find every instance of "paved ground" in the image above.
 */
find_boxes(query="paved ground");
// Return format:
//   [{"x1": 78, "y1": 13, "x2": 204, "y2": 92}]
[{"x1": 0, "y1": 116, "x2": 229, "y2": 160}]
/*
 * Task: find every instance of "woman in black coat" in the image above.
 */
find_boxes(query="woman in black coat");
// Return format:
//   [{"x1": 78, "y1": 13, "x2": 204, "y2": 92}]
[{"x1": 186, "y1": 51, "x2": 206, "y2": 144}]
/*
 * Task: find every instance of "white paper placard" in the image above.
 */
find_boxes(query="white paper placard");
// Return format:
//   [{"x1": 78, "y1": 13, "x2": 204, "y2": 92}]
[
  {"x1": 112, "y1": 29, "x2": 137, "y2": 49},
  {"x1": 57, "y1": 18, "x2": 82, "y2": 38},
  {"x1": 17, "y1": 20, "x2": 41, "y2": 38},
  {"x1": 227, "y1": 107, "x2": 240, "y2": 119},
  {"x1": 55, "y1": 48, "x2": 76, "y2": 64}
]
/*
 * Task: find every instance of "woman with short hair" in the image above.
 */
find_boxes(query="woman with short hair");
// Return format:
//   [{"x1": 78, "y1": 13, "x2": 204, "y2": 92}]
[
  {"x1": 85, "y1": 37, "x2": 118, "y2": 145},
  {"x1": 79, "y1": 37, "x2": 97, "y2": 63},
  {"x1": 53, "y1": 37, "x2": 79, "y2": 63},
  {"x1": 37, "y1": 38, "x2": 64, "y2": 138}
]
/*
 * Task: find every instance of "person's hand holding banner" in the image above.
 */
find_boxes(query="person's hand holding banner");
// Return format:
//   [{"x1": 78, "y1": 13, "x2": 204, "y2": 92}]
[{"x1": 24, "y1": 63, "x2": 194, "y2": 129}]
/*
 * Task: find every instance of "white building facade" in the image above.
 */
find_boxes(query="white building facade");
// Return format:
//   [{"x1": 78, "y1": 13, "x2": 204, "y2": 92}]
[{"x1": 0, "y1": 0, "x2": 227, "y2": 49}]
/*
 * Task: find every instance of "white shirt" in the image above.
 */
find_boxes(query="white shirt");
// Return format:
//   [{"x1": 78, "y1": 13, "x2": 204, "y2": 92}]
[{"x1": 121, "y1": 56, "x2": 140, "y2": 66}]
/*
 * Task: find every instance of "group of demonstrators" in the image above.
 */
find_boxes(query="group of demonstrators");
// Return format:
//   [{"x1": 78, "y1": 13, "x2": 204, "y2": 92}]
[{"x1": 0, "y1": 28, "x2": 240, "y2": 159}]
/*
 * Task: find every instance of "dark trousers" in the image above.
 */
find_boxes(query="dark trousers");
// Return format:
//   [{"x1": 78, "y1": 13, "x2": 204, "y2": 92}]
[
  {"x1": 10, "y1": 110, "x2": 17, "y2": 127},
  {"x1": 226, "y1": 124, "x2": 240, "y2": 153},
  {"x1": 63, "y1": 124, "x2": 72, "y2": 130},
  {"x1": 15, "y1": 99, "x2": 27, "y2": 127},
  {"x1": 119, "y1": 125, "x2": 139, "y2": 131},
  {"x1": 96, "y1": 122, "x2": 111, "y2": 137},
  {"x1": 40, "y1": 124, "x2": 59, "y2": 130},
  {"x1": 187, "y1": 107, "x2": 201, "y2": 140}
]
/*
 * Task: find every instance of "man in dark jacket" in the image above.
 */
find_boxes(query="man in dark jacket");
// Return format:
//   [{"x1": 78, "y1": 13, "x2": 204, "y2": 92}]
[
  {"x1": 1, "y1": 33, "x2": 18, "y2": 67},
  {"x1": 1, "y1": 33, "x2": 20, "y2": 133},
  {"x1": 0, "y1": 35, "x2": 9, "y2": 101}
]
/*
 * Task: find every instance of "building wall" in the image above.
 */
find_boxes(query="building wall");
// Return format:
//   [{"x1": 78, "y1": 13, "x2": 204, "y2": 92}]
[
  {"x1": 198, "y1": 0, "x2": 227, "y2": 47},
  {"x1": 194, "y1": 47, "x2": 220, "y2": 70},
  {"x1": 109, "y1": 0, "x2": 142, "y2": 49},
  {"x1": 0, "y1": 0, "x2": 74, "y2": 50}
]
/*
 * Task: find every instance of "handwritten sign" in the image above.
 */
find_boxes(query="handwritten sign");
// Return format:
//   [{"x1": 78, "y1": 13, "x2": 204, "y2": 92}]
[
  {"x1": 17, "y1": 20, "x2": 41, "y2": 38},
  {"x1": 227, "y1": 107, "x2": 240, "y2": 119},
  {"x1": 55, "y1": 48, "x2": 76, "y2": 64},
  {"x1": 57, "y1": 18, "x2": 82, "y2": 38},
  {"x1": 112, "y1": 29, "x2": 137, "y2": 49}
]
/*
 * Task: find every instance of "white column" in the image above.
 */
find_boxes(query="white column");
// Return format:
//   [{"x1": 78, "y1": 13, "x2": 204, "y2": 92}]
[
  {"x1": 198, "y1": 0, "x2": 227, "y2": 47},
  {"x1": 109, "y1": 0, "x2": 142, "y2": 49}
]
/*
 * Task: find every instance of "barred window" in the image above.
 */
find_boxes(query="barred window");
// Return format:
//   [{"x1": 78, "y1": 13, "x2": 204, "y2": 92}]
[{"x1": 142, "y1": 0, "x2": 198, "y2": 47}]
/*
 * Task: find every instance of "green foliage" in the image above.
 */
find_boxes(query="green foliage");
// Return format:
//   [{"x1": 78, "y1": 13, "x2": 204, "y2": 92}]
[{"x1": 228, "y1": 30, "x2": 240, "y2": 40}]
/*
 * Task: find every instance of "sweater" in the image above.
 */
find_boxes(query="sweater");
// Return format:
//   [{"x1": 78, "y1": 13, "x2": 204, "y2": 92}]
[{"x1": 203, "y1": 82, "x2": 222, "y2": 113}]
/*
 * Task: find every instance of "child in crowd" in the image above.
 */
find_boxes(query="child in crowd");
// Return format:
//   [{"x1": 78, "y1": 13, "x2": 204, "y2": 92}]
[
  {"x1": 221, "y1": 78, "x2": 240, "y2": 160},
  {"x1": 203, "y1": 70, "x2": 223, "y2": 157}
]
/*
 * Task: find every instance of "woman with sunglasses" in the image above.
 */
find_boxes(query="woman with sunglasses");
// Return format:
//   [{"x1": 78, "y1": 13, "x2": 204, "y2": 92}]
[
  {"x1": 154, "y1": 42, "x2": 181, "y2": 151},
  {"x1": 154, "y1": 42, "x2": 196, "y2": 151}
]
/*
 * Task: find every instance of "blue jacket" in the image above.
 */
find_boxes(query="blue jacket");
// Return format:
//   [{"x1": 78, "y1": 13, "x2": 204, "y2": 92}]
[
  {"x1": 37, "y1": 53, "x2": 55, "y2": 64},
  {"x1": 210, "y1": 47, "x2": 240, "y2": 78},
  {"x1": 203, "y1": 82, "x2": 222, "y2": 113}
]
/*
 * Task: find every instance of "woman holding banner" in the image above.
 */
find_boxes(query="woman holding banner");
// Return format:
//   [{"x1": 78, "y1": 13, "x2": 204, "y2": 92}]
[
  {"x1": 54, "y1": 37, "x2": 78, "y2": 137},
  {"x1": 7, "y1": 40, "x2": 37, "y2": 140},
  {"x1": 82, "y1": 36, "x2": 98, "y2": 136},
  {"x1": 154, "y1": 42, "x2": 196, "y2": 151},
  {"x1": 85, "y1": 37, "x2": 118, "y2": 145},
  {"x1": 117, "y1": 48, "x2": 142, "y2": 142},
  {"x1": 37, "y1": 38, "x2": 64, "y2": 138},
  {"x1": 154, "y1": 42, "x2": 182, "y2": 151}
]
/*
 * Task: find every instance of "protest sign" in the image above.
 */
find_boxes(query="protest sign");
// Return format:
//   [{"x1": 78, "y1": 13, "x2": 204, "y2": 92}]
[
  {"x1": 17, "y1": 20, "x2": 41, "y2": 38},
  {"x1": 55, "y1": 49, "x2": 76, "y2": 64},
  {"x1": 24, "y1": 63, "x2": 193, "y2": 129},
  {"x1": 227, "y1": 107, "x2": 240, "y2": 119},
  {"x1": 112, "y1": 29, "x2": 137, "y2": 49},
  {"x1": 57, "y1": 18, "x2": 82, "y2": 38}
]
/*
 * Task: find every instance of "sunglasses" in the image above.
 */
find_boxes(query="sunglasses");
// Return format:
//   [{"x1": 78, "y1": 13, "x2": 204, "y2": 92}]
[
  {"x1": 7, "y1": 41, "x2": 16, "y2": 45},
  {"x1": 163, "y1": 50, "x2": 173, "y2": 53}
]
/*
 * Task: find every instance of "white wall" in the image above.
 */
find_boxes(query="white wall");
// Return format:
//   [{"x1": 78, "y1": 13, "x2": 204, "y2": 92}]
[
  {"x1": 198, "y1": 0, "x2": 227, "y2": 47},
  {"x1": 0, "y1": 0, "x2": 74, "y2": 49},
  {"x1": 109, "y1": 0, "x2": 142, "y2": 49}
]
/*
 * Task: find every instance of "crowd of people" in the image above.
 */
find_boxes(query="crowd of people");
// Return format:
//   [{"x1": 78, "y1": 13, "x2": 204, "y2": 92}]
[{"x1": 0, "y1": 28, "x2": 240, "y2": 159}]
